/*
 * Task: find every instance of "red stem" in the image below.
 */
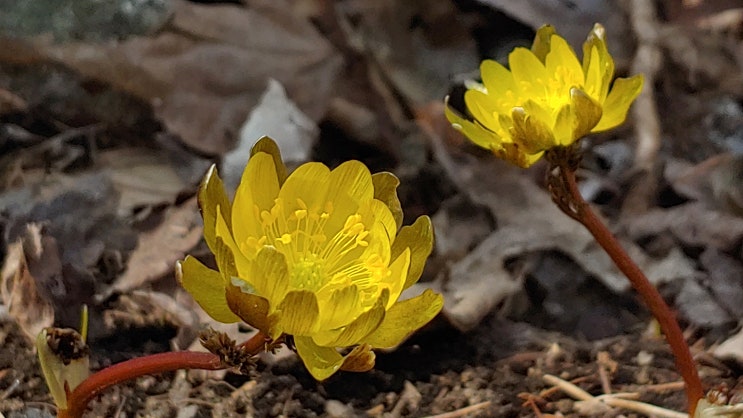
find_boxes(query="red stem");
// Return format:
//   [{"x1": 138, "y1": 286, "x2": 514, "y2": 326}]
[
  {"x1": 59, "y1": 332, "x2": 269, "y2": 418},
  {"x1": 561, "y1": 168, "x2": 703, "y2": 415},
  {"x1": 59, "y1": 351, "x2": 222, "y2": 418}
]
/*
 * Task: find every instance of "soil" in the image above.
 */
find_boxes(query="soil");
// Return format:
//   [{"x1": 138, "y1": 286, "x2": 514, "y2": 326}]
[{"x1": 1, "y1": 310, "x2": 737, "y2": 418}]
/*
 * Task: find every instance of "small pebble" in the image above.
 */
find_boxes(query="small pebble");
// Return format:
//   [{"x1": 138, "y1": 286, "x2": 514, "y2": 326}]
[{"x1": 325, "y1": 399, "x2": 354, "y2": 418}]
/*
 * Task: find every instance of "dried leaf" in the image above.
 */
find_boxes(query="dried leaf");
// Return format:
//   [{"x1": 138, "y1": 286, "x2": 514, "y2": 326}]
[
  {"x1": 109, "y1": 197, "x2": 203, "y2": 295},
  {"x1": 627, "y1": 202, "x2": 743, "y2": 252},
  {"x1": 0, "y1": 224, "x2": 55, "y2": 341},
  {"x1": 668, "y1": 153, "x2": 743, "y2": 216},
  {"x1": 432, "y1": 195, "x2": 494, "y2": 261},
  {"x1": 474, "y1": 0, "x2": 631, "y2": 64},
  {"x1": 699, "y1": 248, "x2": 743, "y2": 319},
  {"x1": 11, "y1": 0, "x2": 341, "y2": 155},
  {"x1": 675, "y1": 279, "x2": 735, "y2": 328},
  {"x1": 99, "y1": 147, "x2": 189, "y2": 216},
  {"x1": 714, "y1": 326, "x2": 743, "y2": 363},
  {"x1": 0, "y1": 87, "x2": 27, "y2": 115},
  {"x1": 336, "y1": 0, "x2": 478, "y2": 105},
  {"x1": 222, "y1": 79, "x2": 318, "y2": 194}
]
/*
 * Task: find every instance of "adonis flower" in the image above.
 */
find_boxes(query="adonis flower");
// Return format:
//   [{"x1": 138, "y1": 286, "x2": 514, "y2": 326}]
[
  {"x1": 177, "y1": 137, "x2": 443, "y2": 380},
  {"x1": 446, "y1": 23, "x2": 644, "y2": 167}
]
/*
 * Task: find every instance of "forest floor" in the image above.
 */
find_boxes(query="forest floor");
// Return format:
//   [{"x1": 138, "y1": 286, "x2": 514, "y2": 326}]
[{"x1": 1, "y1": 1, "x2": 743, "y2": 417}]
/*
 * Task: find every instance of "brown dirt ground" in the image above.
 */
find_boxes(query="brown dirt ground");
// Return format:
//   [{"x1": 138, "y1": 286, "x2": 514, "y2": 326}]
[{"x1": 1, "y1": 311, "x2": 738, "y2": 418}]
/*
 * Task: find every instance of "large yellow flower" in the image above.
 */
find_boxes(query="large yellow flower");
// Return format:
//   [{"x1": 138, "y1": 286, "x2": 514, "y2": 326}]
[
  {"x1": 177, "y1": 137, "x2": 443, "y2": 380},
  {"x1": 446, "y1": 23, "x2": 644, "y2": 168}
]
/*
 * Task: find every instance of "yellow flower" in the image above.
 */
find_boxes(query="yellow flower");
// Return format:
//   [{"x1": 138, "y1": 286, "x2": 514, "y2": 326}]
[
  {"x1": 445, "y1": 23, "x2": 644, "y2": 168},
  {"x1": 177, "y1": 137, "x2": 443, "y2": 380}
]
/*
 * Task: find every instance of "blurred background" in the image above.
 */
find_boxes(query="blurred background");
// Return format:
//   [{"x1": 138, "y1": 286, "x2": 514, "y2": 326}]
[{"x1": 1, "y1": 1, "x2": 742, "y2": 416}]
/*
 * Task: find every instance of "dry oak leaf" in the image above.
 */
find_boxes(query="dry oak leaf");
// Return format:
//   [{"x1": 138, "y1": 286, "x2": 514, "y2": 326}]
[
  {"x1": 0, "y1": 223, "x2": 55, "y2": 342},
  {"x1": 108, "y1": 197, "x2": 202, "y2": 296},
  {"x1": 9, "y1": 0, "x2": 341, "y2": 155}
]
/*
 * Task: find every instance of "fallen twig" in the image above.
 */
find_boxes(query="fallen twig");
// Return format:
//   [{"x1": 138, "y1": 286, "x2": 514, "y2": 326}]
[
  {"x1": 543, "y1": 373, "x2": 688, "y2": 418},
  {"x1": 423, "y1": 401, "x2": 492, "y2": 418}
]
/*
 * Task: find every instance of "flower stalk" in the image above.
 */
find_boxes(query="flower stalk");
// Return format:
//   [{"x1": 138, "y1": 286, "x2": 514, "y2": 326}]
[
  {"x1": 444, "y1": 22, "x2": 705, "y2": 416},
  {"x1": 547, "y1": 154, "x2": 704, "y2": 415},
  {"x1": 56, "y1": 331, "x2": 269, "y2": 418}
]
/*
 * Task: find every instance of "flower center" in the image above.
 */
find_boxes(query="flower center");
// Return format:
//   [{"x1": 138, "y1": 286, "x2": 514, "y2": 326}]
[
  {"x1": 291, "y1": 253, "x2": 325, "y2": 290},
  {"x1": 249, "y1": 197, "x2": 389, "y2": 297}
]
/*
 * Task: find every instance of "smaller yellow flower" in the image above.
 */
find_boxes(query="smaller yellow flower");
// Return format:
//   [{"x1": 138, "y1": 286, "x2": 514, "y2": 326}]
[
  {"x1": 446, "y1": 23, "x2": 644, "y2": 167},
  {"x1": 177, "y1": 137, "x2": 443, "y2": 380}
]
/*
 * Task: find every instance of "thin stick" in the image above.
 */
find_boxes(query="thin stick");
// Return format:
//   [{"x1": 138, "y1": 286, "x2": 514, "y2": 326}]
[
  {"x1": 628, "y1": 0, "x2": 662, "y2": 171},
  {"x1": 424, "y1": 401, "x2": 492, "y2": 418},
  {"x1": 600, "y1": 396, "x2": 688, "y2": 418},
  {"x1": 544, "y1": 374, "x2": 688, "y2": 418}
]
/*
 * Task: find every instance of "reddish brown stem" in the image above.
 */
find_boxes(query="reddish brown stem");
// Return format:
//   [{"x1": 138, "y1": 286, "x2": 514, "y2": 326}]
[
  {"x1": 558, "y1": 167, "x2": 703, "y2": 415},
  {"x1": 58, "y1": 351, "x2": 221, "y2": 418},
  {"x1": 59, "y1": 332, "x2": 269, "y2": 418}
]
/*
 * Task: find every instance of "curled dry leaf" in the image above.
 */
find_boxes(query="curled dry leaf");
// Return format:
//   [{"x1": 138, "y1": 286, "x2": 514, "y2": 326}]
[
  {"x1": 626, "y1": 202, "x2": 743, "y2": 253},
  {"x1": 668, "y1": 153, "x2": 743, "y2": 216},
  {"x1": 107, "y1": 197, "x2": 203, "y2": 296},
  {"x1": 9, "y1": 0, "x2": 342, "y2": 155},
  {"x1": 714, "y1": 326, "x2": 743, "y2": 364},
  {"x1": 222, "y1": 79, "x2": 318, "y2": 194},
  {"x1": 335, "y1": 0, "x2": 479, "y2": 106},
  {"x1": 99, "y1": 147, "x2": 189, "y2": 217},
  {"x1": 474, "y1": 0, "x2": 632, "y2": 65},
  {"x1": 0, "y1": 223, "x2": 55, "y2": 342},
  {"x1": 0, "y1": 87, "x2": 27, "y2": 115},
  {"x1": 98, "y1": 291, "x2": 185, "y2": 345}
]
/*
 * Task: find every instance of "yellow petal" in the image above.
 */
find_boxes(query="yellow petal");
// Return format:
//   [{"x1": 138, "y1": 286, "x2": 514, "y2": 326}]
[
  {"x1": 278, "y1": 162, "x2": 331, "y2": 216},
  {"x1": 464, "y1": 90, "x2": 501, "y2": 132},
  {"x1": 511, "y1": 107, "x2": 555, "y2": 154},
  {"x1": 592, "y1": 75, "x2": 644, "y2": 132},
  {"x1": 480, "y1": 59, "x2": 516, "y2": 99},
  {"x1": 552, "y1": 103, "x2": 575, "y2": 146},
  {"x1": 363, "y1": 289, "x2": 443, "y2": 349},
  {"x1": 545, "y1": 34, "x2": 584, "y2": 88},
  {"x1": 498, "y1": 143, "x2": 544, "y2": 168},
  {"x1": 582, "y1": 23, "x2": 614, "y2": 101},
  {"x1": 248, "y1": 247, "x2": 290, "y2": 307},
  {"x1": 313, "y1": 290, "x2": 388, "y2": 347},
  {"x1": 444, "y1": 102, "x2": 504, "y2": 151},
  {"x1": 294, "y1": 336, "x2": 344, "y2": 380},
  {"x1": 531, "y1": 25, "x2": 557, "y2": 63},
  {"x1": 521, "y1": 100, "x2": 553, "y2": 130},
  {"x1": 215, "y1": 205, "x2": 251, "y2": 274},
  {"x1": 198, "y1": 165, "x2": 231, "y2": 253},
  {"x1": 359, "y1": 199, "x2": 396, "y2": 255},
  {"x1": 212, "y1": 236, "x2": 238, "y2": 283},
  {"x1": 317, "y1": 285, "x2": 361, "y2": 330},
  {"x1": 323, "y1": 161, "x2": 374, "y2": 235},
  {"x1": 176, "y1": 257, "x2": 240, "y2": 323},
  {"x1": 225, "y1": 280, "x2": 270, "y2": 333},
  {"x1": 232, "y1": 152, "x2": 280, "y2": 247},
  {"x1": 250, "y1": 136, "x2": 288, "y2": 185},
  {"x1": 391, "y1": 217, "x2": 433, "y2": 290},
  {"x1": 372, "y1": 172, "x2": 403, "y2": 231},
  {"x1": 339, "y1": 344, "x2": 375, "y2": 372},
  {"x1": 571, "y1": 87, "x2": 603, "y2": 140},
  {"x1": 270, "y1": 290, "x2": 319, "y2": 339},
  {"x1": 382, "y1": 248, "x2": 410, "y2": 308},
  {"x1": 391, "y1": 216, "x2": 433, "y2": 290},
  {"x1": 509, "y1": 48, "x2": 548, "y2": 99}
]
